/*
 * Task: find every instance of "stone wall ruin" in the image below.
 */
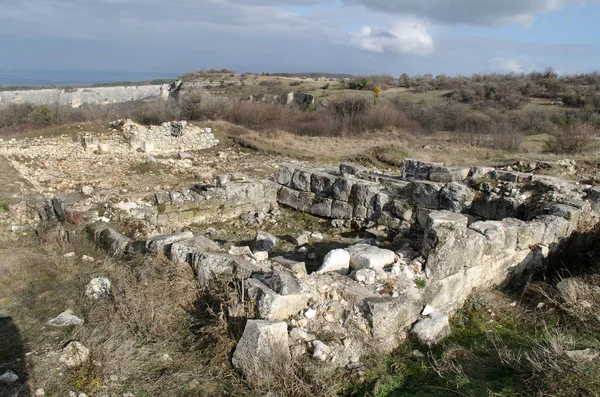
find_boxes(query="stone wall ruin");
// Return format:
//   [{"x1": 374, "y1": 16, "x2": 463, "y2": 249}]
[{"x1": 41, "y1": 158, "x2": 600, "y2": 381}]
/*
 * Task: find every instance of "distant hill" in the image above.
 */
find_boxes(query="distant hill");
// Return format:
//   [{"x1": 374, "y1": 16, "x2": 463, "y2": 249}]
[{"x1": 269, "y1": 72, "x2": 352, "y2": 79}]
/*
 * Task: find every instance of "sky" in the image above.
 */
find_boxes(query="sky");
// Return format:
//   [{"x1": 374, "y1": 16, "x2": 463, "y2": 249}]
[{"x1": 0, "y1": 0, "x2": 599, "y2": 82}]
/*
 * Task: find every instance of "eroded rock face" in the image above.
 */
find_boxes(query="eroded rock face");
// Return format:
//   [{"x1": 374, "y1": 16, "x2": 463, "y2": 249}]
[{"x1": 232, "y1": 320, "x2": 291, "y2": 382}]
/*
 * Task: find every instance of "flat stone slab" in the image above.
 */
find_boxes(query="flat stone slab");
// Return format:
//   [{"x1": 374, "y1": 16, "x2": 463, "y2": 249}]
[{"x1": 346, "y1": 244, "x2": 396, "y2": 270}]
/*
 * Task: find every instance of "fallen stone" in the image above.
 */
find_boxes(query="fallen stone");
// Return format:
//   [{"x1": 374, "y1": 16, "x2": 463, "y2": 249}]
[
  {"x1": 318, "y1": 249, "x2": 350, "y2": 275},
  {"x1": 0, "y1": 370, "x2": 18, "y2": 383},
  {"x1": 232, "y1": 320, "x2": 291, "y2": 382},
  {"x1": 340, "y1": 163, "x2": 365, "y2": 176},
  {"x1": 146, "y1": 231, "x2": 194, "y2": 255},
  {"x1": 229, "y1": 246, "x2": 253, "y2": 257},
  {"x1": 354, "y1": 269, "x2": 376, "y2": 284},
  {"x1": 96, "y1": 227, "x2": 133, "y2": 257},
  {"x1": 178, "y1": 152, "x2": 192, "y2": 160},
  {"x1": 346, "y1": 244, "x2": 396, "y2": 270},
  {"x1": 47, "y1": 310, "x2": 84, "y2": 327},
  {"x1": 59, "y1": 341, "x2": 90, "y2": 368},
  {"x1": 193, "y1": 252, "x2": 257, "y2": 287},
  {"x1": 252, "y1": 251, "x2": 269, "y2": 262},
  {"x1": 85, "y1": 277, "x2": 111, "y2": 299},
  {"x1": 170, "y1": 235, "x2": 221, "y2": 264},
  {"x1": 411, "y1": 311, "x2": 451, "y2": 347},
  {"x1": 81, "y1": 185, "x2": 94, "y2": 195},
  {"x1": 270, "y1": 268, "x2": 303, "y2": 295},
  {"x1": 312, "y1": 340, "x2": 331, "y2": 362},
  {"x1": 255, "y1": 231, "x2": 278, "y2": 252},
  {"x1": 272, "y1": 257, "x2": 308, "y2": 277},
  {"x1": 246, "y1": 278, "x2": 309, "y2": 321},
  {"x1": 291, "y1": 231, "x2": 310, "y2": 246}
]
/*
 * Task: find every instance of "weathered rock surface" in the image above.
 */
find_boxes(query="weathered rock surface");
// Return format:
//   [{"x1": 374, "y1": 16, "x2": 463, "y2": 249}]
[
  {"x1": 232, "y1": 320, "x2": 291, "y2": 381},
  {"x1": 346, "y1": 244, "x2": 396, "y2": 270},
  {"x1": 193, "y1": 252, "x2": 257, "y2": 287},
  {"x1": 47, "y1": 310, "x2": 84, "y2": 327},
  {"x1": 85, "y1": 277, "x2": 111, "y2": 299},
  {"x1": 411, "y1": 311, "x2": 451, "y2": 347},
  {"x1": 170, "y1": 236, "x2": 221, "y2": 264},
  {"x1": 255, "y1": 231, "x2": 278, "y2": 252},
  {"x1": 146, "y1": 231, "x2": 194, "y2": 255},
  {"x1": 246, "y1": 278, "x2": 309, "y2": 321},
  {"x1": 0, "y1": 370, "x2": 18, "y2": 383},
  {"x1": 318, "y1": 249, "x2": 351, "y2": 275},
  {"x1": 59, "y1": 341, "x2": 90, "y2": 368}
]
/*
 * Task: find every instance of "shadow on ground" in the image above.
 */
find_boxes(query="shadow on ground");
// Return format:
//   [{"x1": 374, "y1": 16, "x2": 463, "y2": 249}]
[{"x1": 0, "y1": 316, "x2": 30, "y2": 396}]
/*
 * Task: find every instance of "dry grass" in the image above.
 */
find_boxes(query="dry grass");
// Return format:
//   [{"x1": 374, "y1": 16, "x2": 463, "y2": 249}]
[{"x1": 0, "y1": 222, "x2": 346, "y2": 396}]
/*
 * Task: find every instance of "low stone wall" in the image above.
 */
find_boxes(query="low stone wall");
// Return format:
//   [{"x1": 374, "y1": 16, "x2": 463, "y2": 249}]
[
  {"x1": 0, "y1": 84, "x2": 170, "y2": 108},
  {"x1": 154, "y1": 177, "x2": 278, "y2": 228},
  {"x1": 274, "y1": 160, "x2": 600, "y2": 315}
]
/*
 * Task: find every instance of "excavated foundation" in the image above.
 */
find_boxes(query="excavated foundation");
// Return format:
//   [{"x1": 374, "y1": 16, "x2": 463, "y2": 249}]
[{"x1": 43, "y1": 159, "x2": 600, "y2": 374}]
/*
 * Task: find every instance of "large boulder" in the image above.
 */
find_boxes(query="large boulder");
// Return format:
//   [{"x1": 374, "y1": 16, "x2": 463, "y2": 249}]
[
  {"x1": 346, "y1": 244, "x2": 396, "y2": 270},
  {"x1": 232, "y1": 320, "x2": 291, "y2": 382},
  {"x1": 286, "y1": 92, "x2": 315, "y2": 107}
]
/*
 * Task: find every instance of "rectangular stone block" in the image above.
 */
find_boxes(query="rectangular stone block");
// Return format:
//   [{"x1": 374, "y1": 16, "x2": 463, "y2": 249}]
[
  {"x1": 277, "y1": 186, "x2": 314, "y2": 212},
  {"x1": 351, "y1": 182, "x2": 380, "y2": 208},
  {"x1": 400, "y1": 159, "x2": 443, "y2": 181},
  {"x1": 309, "y1": 197, "x2": 333, "y2": 218},
  {"x1": 291, "y1": 169, "x2": 312, "y2": 192},
  {"x1": 331, "y1": 200, "x2": 353, "y2": 220},
  {"x1": 274, "y1": 163, "x2": 295, "y2": 186},
  {"x1": 332, "y1": 177, "x2": 354, "y2": 201},
  {"x1": 411, "y1": 181, "x2": 442, "y2": 209},
  {"x1": 146, "y1": 231, "x2": 194, "y2": 255},
  {"x1": 311, "y1": 172, "x2": 336, "y2": 197},
  {"x1": 429, "y1": 166, "x2": 470, "y2": 183}
]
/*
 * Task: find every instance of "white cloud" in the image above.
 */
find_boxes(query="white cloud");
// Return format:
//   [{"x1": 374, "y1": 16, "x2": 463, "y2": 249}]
[{"x1": 349, "y1": 20, "x2": 434, "y2": 56}]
